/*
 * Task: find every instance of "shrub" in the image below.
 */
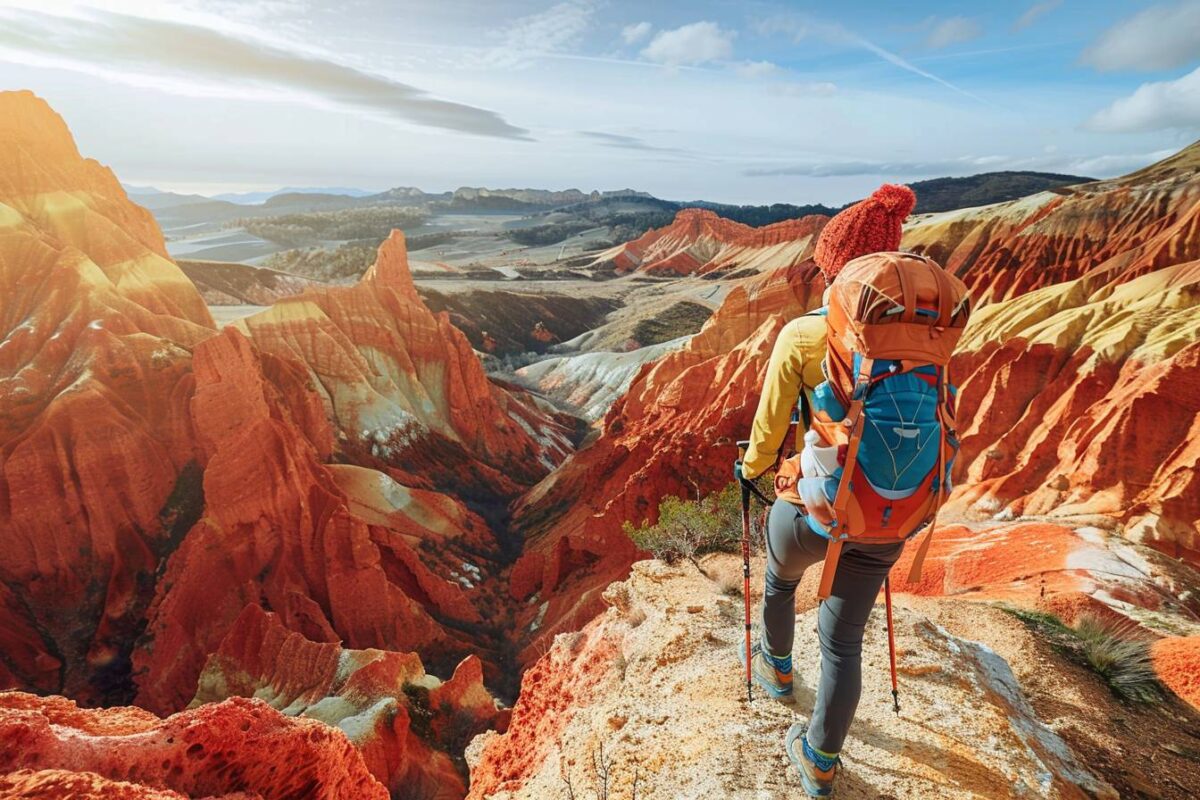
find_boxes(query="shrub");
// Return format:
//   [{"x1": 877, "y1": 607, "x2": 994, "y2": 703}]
[
  {"x1": 1072, "y1": 614, "x2": 1162, "y2": 704},
  {"x1": 1002, "y1": 607, "x2": 1163, "y2": 705},
  {"x1": 623, "y1": 481, "x2": 747, "y2": 566}
]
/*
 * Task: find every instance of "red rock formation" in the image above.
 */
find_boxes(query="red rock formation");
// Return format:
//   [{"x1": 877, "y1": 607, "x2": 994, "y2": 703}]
[
  {"x1": 236, "y1": 231, "x2": 573, "y2": 501},
  {"x1": 0, "y1": 691, "x2": 388, "y2": 799},
  {"x1": 513, "y1": 144, "x2": 1200, "y2": 656},
  {"x1": 465, "y1": 622, "x2": 618, "y2": 800},
  {"x1": 133, "y1": 328, "x2": 506, "y2": 714},
  {"x1": 902, "y1": 143, "x2": 1200, "y2": 304},
  {"x1": 949, "y1": 259, "x2": 1200, "y2": 562},
  {"x1": 508, "y1": 261, "x2": 827, "y2": 658},
  {"x1": 191, "y1": 604, "x2": 502, "y2": 799},
  {"x1": 0, "y1": 91, "x2": 215, "y2": 704},
  {"x1": 0, "y1": 770, "x2": 201, "y2": 800},
  {"x1": 888, "y1": 522, "x2": 1199, "y2": 622},
  {"x1": 594, "y1": 208, "x2": 827, "y2": 275}
]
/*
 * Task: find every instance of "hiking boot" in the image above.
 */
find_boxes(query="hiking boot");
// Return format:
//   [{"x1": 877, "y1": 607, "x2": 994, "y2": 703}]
[
  {"x1": 738, "y1": 639, "x2": 794, "y2": 701},
  {"x1": 786, "y1": 723, "x2": 840, "y2": 797}
]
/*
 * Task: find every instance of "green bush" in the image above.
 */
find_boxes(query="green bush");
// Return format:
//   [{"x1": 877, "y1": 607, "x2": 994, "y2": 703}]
[{"x1": 623, "y1": 482, "x2": 748, "y2": 565}]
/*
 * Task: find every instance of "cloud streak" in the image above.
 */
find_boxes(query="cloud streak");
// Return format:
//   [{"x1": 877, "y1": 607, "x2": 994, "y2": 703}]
[
  {"x1": 579, "y1": 131, "x2": 688, "y2": 155},
  {"x1": 1081, "y1": 1, "x2": 1200, "y2": 72},
  {"x1": 755, "y1": 15, "x2": 985, "y2": 103},
  {"x1": 0, "y1": 6, "x2": 530, "y2": 140},
  {"x1": 743, "y1": 150, "x2": 1174, "y2": 179},
  {"x1": 921, "y1": 16, "x2": 982, "y2": 50},
  {"x1": 744, "y1": 157, "x2": 1008, "y2": 178},
  {"x1": 1013, "y1": 0, "x2": 1062, "y2": 30},
  {"x1": 482, "y1": 0, "x2": 598, "y2": 69}
]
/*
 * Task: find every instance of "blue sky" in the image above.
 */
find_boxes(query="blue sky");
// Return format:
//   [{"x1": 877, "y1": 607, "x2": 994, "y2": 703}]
[{"x1": 0, "y1": 0, "x2": 1197, "y2": 203}]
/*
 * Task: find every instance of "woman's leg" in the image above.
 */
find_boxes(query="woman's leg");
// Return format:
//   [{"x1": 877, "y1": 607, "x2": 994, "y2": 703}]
[
  {"x1": 807, "y1": 541, "x2": 904, "y2": 754},
  {"x1": 761, "y1": 499, "x2": 827, "y2": 657}
]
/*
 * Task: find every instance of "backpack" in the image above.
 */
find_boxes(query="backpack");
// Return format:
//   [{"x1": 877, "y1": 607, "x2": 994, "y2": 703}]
[{"x1": 774, "y1": 252, "x2": 970, "y2": 598}]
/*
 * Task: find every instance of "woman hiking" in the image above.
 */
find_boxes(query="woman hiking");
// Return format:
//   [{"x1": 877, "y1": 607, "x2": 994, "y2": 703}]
[{"x1": 735, "y1": 183, "x2": 969, "y2": 797}]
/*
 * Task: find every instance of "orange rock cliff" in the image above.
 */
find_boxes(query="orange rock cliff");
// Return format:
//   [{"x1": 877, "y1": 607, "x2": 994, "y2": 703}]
[{"x1": 0, "y1": 91, "x2": 554, "y2": 798}]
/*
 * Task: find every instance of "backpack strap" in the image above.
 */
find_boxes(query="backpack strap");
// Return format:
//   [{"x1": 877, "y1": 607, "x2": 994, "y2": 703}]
[
  {"x1": 817, "y1": 356, "x2": 873, "y2": 600},
  {"x1": 817, "y1": 539, "x2": 843, "y2": 599},
  {"x1": 906, "y1": 366, "x2": 949, "y2": 585},
  {"x1": 928, "y1": 261, "x2": 954, "y2": 327},
  {"x1": 892, "y1": 257, "x2": 916, "y2": 323}
]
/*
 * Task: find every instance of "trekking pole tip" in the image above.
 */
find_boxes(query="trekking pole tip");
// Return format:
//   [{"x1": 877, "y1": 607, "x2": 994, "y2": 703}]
[{"x1": 892, "y1": 690, "x2": 900, "y2": 716}]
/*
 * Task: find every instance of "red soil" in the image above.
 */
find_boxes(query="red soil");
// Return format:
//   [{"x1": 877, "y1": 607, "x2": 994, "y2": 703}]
[{"x1": 1152, "y1": 637, "x2": 1200, "y2": 711}]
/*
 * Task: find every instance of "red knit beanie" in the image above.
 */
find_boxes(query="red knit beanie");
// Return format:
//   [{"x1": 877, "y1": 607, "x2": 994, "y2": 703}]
[{"x1": 814, "y1": 184, "x2": 917, "y2": 279}]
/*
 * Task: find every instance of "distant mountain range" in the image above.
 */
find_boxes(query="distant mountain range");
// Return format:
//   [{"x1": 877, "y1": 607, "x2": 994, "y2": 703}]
[
  {"x1": 128, "y1": 171, "x2": 1096, "y2": 242},
  {"x1": 128, "y1": 171, "x2": 1095, "y2": 218},
  {"x1": 212, "y1": 187, "x2": 376, "y2": 204}
]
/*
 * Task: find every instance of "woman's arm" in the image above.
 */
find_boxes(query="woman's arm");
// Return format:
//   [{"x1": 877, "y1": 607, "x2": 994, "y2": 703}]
[{"x1": 741, "y1": 317, "x2": 825, "y2": 479}]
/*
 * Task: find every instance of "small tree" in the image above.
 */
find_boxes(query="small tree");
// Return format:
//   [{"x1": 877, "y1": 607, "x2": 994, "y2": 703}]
[{"x1": 622, "y1": 481, "x2": 749, "y2": 567}]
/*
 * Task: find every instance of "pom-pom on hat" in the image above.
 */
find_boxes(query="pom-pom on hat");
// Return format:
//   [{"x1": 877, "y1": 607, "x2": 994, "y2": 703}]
[{"x1": 814, "y1": 183, "x2": 917, "y2": 279}]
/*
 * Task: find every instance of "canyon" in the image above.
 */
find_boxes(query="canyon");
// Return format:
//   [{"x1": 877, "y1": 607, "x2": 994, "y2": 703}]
[{"x1": 2, "y1": 90, "x2": 1200, "y2": 799}]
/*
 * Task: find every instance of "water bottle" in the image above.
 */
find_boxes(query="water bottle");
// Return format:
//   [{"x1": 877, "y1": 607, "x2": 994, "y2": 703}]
[{"x1": 799, "y1": 429, "x2": 840, "y2": 478}]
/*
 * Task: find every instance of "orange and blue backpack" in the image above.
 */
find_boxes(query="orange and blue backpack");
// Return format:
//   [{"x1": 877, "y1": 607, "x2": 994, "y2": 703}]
[{"x1": 774, "y1": 251, "x2": 971, "y2": 598}]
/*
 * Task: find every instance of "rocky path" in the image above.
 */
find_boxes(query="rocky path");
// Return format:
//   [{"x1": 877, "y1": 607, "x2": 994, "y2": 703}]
[{"x1": 467, "y1": 557, "x2": 1200, "y2": 799}]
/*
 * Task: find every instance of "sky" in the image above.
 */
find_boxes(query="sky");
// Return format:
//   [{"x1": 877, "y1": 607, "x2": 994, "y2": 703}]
[{"x1": 0, "y1": 0, "x2": 1198, "y2": 204}]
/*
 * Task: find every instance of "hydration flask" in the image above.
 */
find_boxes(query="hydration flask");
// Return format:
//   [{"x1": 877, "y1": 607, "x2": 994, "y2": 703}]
[{"x1": 799, "y1": 429, "x2": 840, "y2": 478}]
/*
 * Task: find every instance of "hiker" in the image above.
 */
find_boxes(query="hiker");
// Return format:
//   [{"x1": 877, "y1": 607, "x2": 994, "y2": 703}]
[{"x1": 735, "y1": 184, "x2": 969, "y2": 797}]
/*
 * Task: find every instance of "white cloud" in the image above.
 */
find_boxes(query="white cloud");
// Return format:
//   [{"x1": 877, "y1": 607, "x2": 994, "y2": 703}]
[
  {"x1": 733, "y1": 60, "x2": 778, "y2": 78},
  {"x1": 621, "y1": 21, "x2": 652, "y2": 45},
  {"x1": 922, "y1": 17, "x2": 982, "y2": 50},
  {"x1": 1080, "y1": 1, "x2": 1200, "y2": 72},
  {"x1": 1085, "y1": 66, "x2": 1200, "y2": 132},
  {"x1": 1013, "y1": 0, "x2": 1062, "y2": 30},
  {"x1": 485, "y1": 0, "x2": 598, "y2": 68},
  {"x1": 641, "y1": 21, "x2": 734, "y2": 66}
]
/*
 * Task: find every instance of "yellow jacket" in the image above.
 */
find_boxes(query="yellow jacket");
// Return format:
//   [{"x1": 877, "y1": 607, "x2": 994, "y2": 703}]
[{"x1": 742, "y1": 314, "x2": 827, "y2": 479}]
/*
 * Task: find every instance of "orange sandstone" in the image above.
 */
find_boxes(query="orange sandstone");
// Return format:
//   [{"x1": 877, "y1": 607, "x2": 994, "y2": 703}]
[
  {"x1": 0, "y1": 691, "x2": 389, "y2": 799},
  {"x1": 594, "y1": 208, "x2": 827, "y2": 275},
  {"x1": 1152, "y1": 637, "x2": 1200, "y2": 710}
]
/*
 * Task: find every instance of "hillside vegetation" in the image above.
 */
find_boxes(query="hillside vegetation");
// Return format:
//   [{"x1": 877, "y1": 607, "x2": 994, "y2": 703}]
[
  {"x1": 909, "y1": 171, "x2": 1092, "y2": 213},
  {"x1": 238, "y1": 205, "x2": 427, "y2": 247}
]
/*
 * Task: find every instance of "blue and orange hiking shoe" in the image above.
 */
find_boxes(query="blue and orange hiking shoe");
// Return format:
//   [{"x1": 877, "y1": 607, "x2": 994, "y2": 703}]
[
  {"x1": 786, "y1": 723, "x2": 840, "y2": 797},
  {"x1": 738, "y1": 639, "x2": 794, "y2": 701}
]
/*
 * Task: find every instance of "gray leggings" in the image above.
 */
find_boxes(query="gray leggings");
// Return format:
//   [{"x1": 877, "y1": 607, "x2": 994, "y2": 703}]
[{"x1": 762, "y1": 498, "x2": 904, "y2": 754}]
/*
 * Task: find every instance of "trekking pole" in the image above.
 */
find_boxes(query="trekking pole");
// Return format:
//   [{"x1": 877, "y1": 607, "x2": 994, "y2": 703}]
[
  {"x1": 884, "y1": 576, "x2": 900, "y2": 715},
  {"x1": 737, "y1": 441, "x2": 753, "y2": 703}
]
